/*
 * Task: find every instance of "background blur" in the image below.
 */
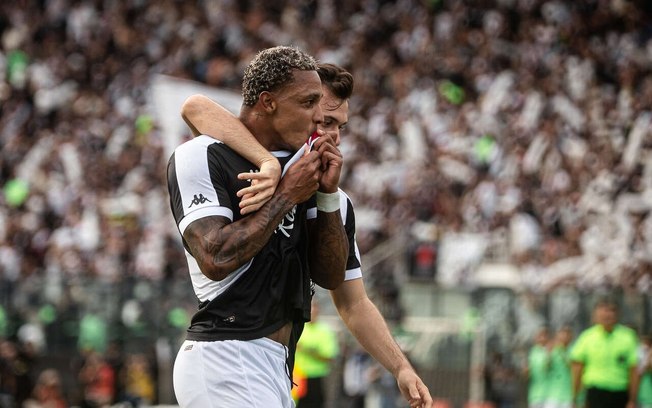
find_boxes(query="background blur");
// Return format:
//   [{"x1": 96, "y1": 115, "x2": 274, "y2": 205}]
[{"x1": 1, "y1": 0, "x2": 651, "y2": 407}]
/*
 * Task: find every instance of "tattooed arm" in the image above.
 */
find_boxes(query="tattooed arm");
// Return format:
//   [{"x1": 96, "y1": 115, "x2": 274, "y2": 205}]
[
  {"x1": 306, "y1": 135, "x2": 348, "y2": 290},
  {"x1": 184, "y1": 148, "x2": 323, "y2": 280}
]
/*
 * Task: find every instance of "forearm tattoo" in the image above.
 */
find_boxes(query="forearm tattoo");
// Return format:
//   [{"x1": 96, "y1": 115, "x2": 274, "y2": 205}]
[{"x1": 184, "y1": 195, "x2": 295, "y2": 280}]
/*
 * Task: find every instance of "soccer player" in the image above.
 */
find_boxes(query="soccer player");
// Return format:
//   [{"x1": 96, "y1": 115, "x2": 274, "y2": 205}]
[
  {"x1": 167, "y1": 46, "x2": 349, "y2": 408},
  {"x1": 181, "y1": 63, "x2": 433, "y2": 408}
]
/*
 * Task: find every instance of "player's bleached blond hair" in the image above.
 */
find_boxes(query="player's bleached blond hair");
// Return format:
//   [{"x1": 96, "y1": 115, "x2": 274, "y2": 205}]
[{"x1": 242, "y1": 46, "x2": 318, "y2": 107}]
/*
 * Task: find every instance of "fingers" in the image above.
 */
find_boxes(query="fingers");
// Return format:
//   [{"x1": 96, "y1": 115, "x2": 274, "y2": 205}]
[
  {"x1": 239, "y1": 192, "x2": 268, "y2": 210},
  {"x1": 398, "y1": 373, "x2": 432, "y2": 408},
  {"x1": 318, "y1": 149, "x2": 343, "y2": 170},
  {"x1": 236, "y1": 177, "x2": 276, "y2": 198},
  {"x1": 413, "y1": 382, "x2": 433, "y2": 408},
  {"x1": 312, "y1": 135, "x2": 342, "y2": 169},
  {"x1": 312, "y1": 134, "x2": 338, "y2": 152},
  {"x1": 236, "y1": 172, "x2": 278, "y2": 188},
  {"x1": 236, "y1": 170, "x2": 279, "y2": 214},
  {"x1": 278, "y1": 150, "x2": 322, "y2": 203},
  {"x1": 407, "y1": 385, "x2": 422, "y2": 408},
  {"x1": 237, "y1": 171, "x2": 275, "y2": 182},
  {"x1": 238, "y1": 193, "x2": 265, "y2": 215}
]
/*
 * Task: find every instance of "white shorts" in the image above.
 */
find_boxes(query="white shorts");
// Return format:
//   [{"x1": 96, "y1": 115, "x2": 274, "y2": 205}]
[{"x1": 173, "y1": 338, "x2": 295, "y2": 408}]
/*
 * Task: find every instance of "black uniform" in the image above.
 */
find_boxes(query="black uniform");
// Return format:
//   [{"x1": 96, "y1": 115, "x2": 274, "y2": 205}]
[{"x1": 167, "y1": 135, "x2": 313, "y2": 344}]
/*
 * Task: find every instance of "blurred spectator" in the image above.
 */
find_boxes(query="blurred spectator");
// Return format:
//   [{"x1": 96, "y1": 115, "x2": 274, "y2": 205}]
[
  {"x1": 121, "y1": 353, "x2": 156, "y2": 407},
  {"x1": 295, "y1": 298, "x2": 339, "y2": 408},
  {"x1": 366, "y1": 361, "x2": 402, "y2": 408},
  {"x1": 525, "y1": 327, "x2": 550, "y2": 408},
  {"x1": 483, "y1": 351, "x2": 519, "y2": 408},
  {"x1": 0, "y1": 339, "x2": 34, "y2": 407},
  {"x1": 342, "y1": 346, "x2": 373, "y2": 408},
  {"x1": 639, "y1": 333, "x2": 652, "y2": 408},
  {"x1": 77, "y1": 312, "x2": 108, "y2": 355},
  {"x1": 408, "y1": 240, "x2": 438, "y2": 280},
  {"x1": 546, "y1": 326, "x2": 574, "y2": 408},
  {"x1": 23, "y1": 368, "x2": 67, "y2": 408},
  {"x1": 77, "y1": 351, "x2": 115, "y2": 408}
]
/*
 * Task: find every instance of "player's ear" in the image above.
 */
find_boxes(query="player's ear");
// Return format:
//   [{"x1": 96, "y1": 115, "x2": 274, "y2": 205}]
[{"x1": 259, "y1": 91, "x2": 276, "y2": 112}]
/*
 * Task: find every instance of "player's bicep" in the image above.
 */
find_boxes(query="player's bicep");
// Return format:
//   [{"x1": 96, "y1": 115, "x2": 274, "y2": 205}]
[{"x1": 183, "y1": 215, "x2": 231, "y2": 273}]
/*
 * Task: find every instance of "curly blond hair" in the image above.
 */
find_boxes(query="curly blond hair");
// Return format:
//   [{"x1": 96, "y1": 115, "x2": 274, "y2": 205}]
[{"x1": 242, "y1": 46, "x2": 318, "y2": 107}]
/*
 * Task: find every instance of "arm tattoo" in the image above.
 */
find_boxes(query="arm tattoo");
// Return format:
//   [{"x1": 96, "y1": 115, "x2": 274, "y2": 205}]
[
  {"x1": 309, "y1": 211, "x2": 348, "y2": 289},
  {"x1": 183, "y1": 195, "x2": 295, "y2": 281}
]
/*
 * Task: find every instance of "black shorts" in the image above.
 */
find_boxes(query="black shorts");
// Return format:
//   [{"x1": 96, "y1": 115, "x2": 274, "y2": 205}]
[{"x1": 585, "y1": 386, "x2": 629, "y2": 408}]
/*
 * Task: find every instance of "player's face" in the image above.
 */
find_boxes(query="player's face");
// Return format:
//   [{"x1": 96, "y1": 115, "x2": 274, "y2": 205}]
[
  {"x1": 595, "y1": 304, "x2": 618, "y2": 328},
  {"x1": 269, "y1": 70, "x2": 323, "y2": 151},
  {"x1": 318, "y1": 87, "x2": 348, "y2": 146},
  {"x1": 557, "y1": 328, "x2": 572, "y2": 346}
]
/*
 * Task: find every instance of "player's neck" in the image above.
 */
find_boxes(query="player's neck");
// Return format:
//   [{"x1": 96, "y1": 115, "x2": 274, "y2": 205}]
[{"x1": 239, "y1": 107, "x2": 276, "y2": 151}]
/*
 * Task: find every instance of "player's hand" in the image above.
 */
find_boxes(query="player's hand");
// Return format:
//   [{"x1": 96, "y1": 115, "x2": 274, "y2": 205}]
[
  {"x1": 236, "y1": 159, "x2": 281, "y2": 215},
  {"x1": 277, "y1": 148, "x2": 322, "y2": 204},
  {"x1": 396, "y1": 367, "x2": 433, "y2": 408},
  {"x1": 311, "y1": 134, "x2": 342, "y2": 193}
]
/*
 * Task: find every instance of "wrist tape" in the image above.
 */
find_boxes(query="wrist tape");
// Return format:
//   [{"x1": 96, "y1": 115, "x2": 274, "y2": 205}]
[{"x1": 316, "y1": 191, "x2": 340, "y2": 213}]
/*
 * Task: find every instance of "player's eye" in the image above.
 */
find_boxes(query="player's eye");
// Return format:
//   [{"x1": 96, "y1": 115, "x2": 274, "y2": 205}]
[{"x1": 304, "y1": 98, "x2": 318, "y2": 108}]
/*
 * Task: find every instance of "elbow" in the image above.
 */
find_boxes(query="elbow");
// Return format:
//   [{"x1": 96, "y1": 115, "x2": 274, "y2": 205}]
[
  {"x1": 181, "y1": 94, "x2": 208, "y2": 124},
  {"x1": 312, "y1": 266, "x2": 346, "y2": 290},
  {"x1": 319, "y1": 278, "x2": 344, "y2": 291},
  {"x1": 316, "y1": 281, "x2": 342, "y2": 291},
  {"x1": 198, "y1": 253, "x2": 239, "y2": 282},
  {"x1": 201, "y1": 264, "x2": 232, "y2": 282}
]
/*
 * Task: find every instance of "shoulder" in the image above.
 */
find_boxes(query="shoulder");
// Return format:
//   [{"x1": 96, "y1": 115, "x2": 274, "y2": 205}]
[
  {"x1": 615, "y1": 325, "x2": 638, "y2": 342},
  {"x1": 582, "y1": 325, "x2": 599, "y2": 336},
  {"x1": 177, "y1": 135, "x2": 223, "y2": 150},
  {"x1": 572, "y1": 327, "x2": 595, "y2": 346},
  {"x1": 172, "y1": 135, "x2": 221, "y2": 160}
]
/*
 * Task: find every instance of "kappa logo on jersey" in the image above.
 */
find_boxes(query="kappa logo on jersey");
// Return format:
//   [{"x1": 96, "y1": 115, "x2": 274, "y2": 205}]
[
  {"x1": 275, "y1": 206, "x2": 297, "y2": 238},
  {"x1": 188, "y1": 193, "x2": 212, "y2": 208}
]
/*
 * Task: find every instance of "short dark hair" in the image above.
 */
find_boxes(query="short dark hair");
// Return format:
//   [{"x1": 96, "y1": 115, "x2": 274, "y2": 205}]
[
  {"x1": 317, "y1": 63, "x2": 354, "y2": 101},
  {"x1": 242, "y1": 46, "x2": 318, "y2": 107},
  {"x1": 594, "y1": 296, "x2": 618, "y2": 310}
]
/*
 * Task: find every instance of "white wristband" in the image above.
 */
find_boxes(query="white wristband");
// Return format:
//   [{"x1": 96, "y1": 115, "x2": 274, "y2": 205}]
[{"x1": 316, "y1": 191, "x2": 340, "y2": 213}]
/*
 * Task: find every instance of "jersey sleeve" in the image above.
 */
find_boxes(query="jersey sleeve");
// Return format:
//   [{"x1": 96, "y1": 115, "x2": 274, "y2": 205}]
[
  {"x1": 569, "y1": 331, "x2": 588, "y2": 364},
  {"x1": 626, "y1": 329, "x2": 640, "y2": 368},
  {"x1": 340, "y1": 190, "x2": 362, "y2": 281},
  {"x1": 167, "y1": 136, "x2": 235, "y2": 235}
]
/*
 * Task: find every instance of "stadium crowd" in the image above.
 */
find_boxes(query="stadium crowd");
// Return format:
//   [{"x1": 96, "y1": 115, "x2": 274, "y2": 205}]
[{"x1": 1, "y1": 0, "x2": 652, "y2": 406}]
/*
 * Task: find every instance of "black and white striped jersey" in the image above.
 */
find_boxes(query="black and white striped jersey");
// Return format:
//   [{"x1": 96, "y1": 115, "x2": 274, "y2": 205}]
[
  {"x1": 167, "y1": 135, "x2": 313, "y2": 341},
  {"x1": 332, "y1": 189, "x2": 362, "y2": 281},
  {"x1": 167, "y1": 135, "x2": 363, "y2": 341}
]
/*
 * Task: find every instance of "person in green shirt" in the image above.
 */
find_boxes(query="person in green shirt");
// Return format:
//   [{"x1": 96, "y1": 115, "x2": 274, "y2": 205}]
[
  {"x1": 546, "y1": 325, "x2": 574, "y2": 408},
  {"x1": 295, "y1": 298, "x2": 339, "y2": 408},
  {"x1": 526, "y1": 327, "x2": 551, "y2": 408},
  {"x1": 638, "y1": 333, "x2": 652, "y2": 408},
  {"x1": 570, "y1": 298, "x2": 640, "y2": 408}
]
